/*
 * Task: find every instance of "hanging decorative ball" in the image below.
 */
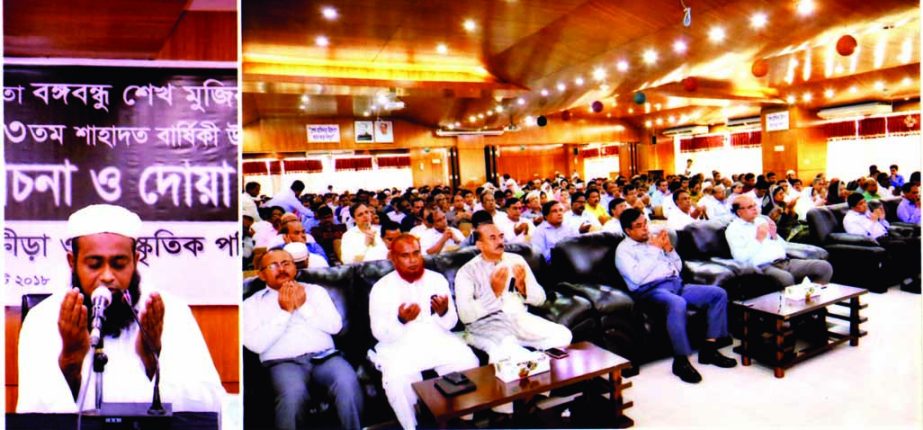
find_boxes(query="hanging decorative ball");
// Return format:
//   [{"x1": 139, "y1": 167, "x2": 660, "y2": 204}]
[
  {"x1": 591, "y1": 100, "x2": 604, "y2": 113},
  {"x1": 537, "y1": 115, "x2": 548, "y2": 127},
  {"x1": 682, "y1": 76, "x2": 699, "y2": 92},
  {"x1": 836, "y1": 35, "x2": 857, "y2": 56},
  {"x1": 561, "y1": 110, "x2": 572, "y2": 121},
  {"x1": 633, "y1": 91, "x2": 646, "y2": 105},
  {"x1": 751, "y1": 59, "x2": 769, "y2": 78}
]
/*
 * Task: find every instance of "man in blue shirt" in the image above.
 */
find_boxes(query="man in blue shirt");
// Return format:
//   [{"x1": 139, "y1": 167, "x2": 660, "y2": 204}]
[
  {"x1": 897, "y1": 183, "x2": 920, "y2": 224},
  {"x1": 615, "y1": 208, "x2": 737, "y2": 383},
  {"x1": 890, "y1": 164, "x2": 906, "y2": 189},
  {"x1": 531, "y1": 201, "x2": 581, "y2": 263}
]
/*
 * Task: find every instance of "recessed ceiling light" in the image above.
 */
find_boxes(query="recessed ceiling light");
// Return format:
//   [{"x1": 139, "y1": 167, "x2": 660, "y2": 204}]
[
  {"x1": 478, "y1": 113, "x2": 485, "y2": 119},
  {"x1": 447, "y1": 124, "x2": 455, "y2": 130},
  {"x1": 301, "y1": 95, "x2": 310, "y2": 103},
  {"x1": 874, "y1": 81, "x2": 885, "y2": 91},
  {"x1": 315, "y1": 35, "x2": 329, "y2": 47},
  {"x1": 628, "y1": 108, "x2": 634, "y2": 114},
  {"x1": 902, "y1": 77, "x2": 912, "y2": 86},
  {"x1": 321, "y1": 6, "x2": 338, "y2": 20},
  {"x1": 616, "y1": 60, "x2": 629, "y2": 72},
  {"x1": 655, "y1": 118, "x2": 664, "y2": 125},
  {"x1": 796, "y1": 0, "x2": 815, "y2": 16},
  {"x1": 642, "y1": 49, "x2": 659, "y2": 64},
  {"x1": 363, "y1": 110, "x2": 370, "y2": 117},
  {"x1": 525, "y1": 116, "x2": 535, "y2": 126},
  {"x1": 668, "y1": 116, "x2": 676, "y2": 124},
  {"x1": 786, "y1": 95, "x2": 796, "y2": 104},
  {"x1": 592, "y1": 67, "x2": 606, "y2": 81},
  {"x1": 824, "y1": 89, "x2": 835, "y2": 98},
  {"x1": 849, "y1": 86, "x2": 858, "y2": 94},
  {"x1": 486, "y1": 110, "x2": 494, "y2": 116},
  {"x1": 540, "y1": 89, "x2": 549, "y2": 97},
  {"x1": 750, "y1": 12, "x2": 768, "y2": 29},
  {"x1": 802, "y1": 92, "x2": 813, "y2": 102},
  {"x1": 557, "y1": 82, "x2": 566, "y2": 92},
  {"x1": 672, "y1": 40, "x2": 687, "y2": 54},
  {"x1": 575, "y1": 77, "x2": 585, "y2": 86},
  {"x1": 436, "y1": 43, "x2": 448, "y2": 55},
  {"x1": 463, "y1": 19, "x2": 477, "y2": 32},
  {"x1": 517, "y1": 98, "x2": 526, "y2": 105},
  {"x1": 469, "y1": 115, "x2": 476, "y2": 122},
  {"x1": 495, "y1": 105, "x2": 504, "y2": 113},
  {"x1": 708, "y1": 26, "x2": 726, "y2": 43},
  {"x1": 645, "y1": 120, "x2": 653, "y2": 128}
]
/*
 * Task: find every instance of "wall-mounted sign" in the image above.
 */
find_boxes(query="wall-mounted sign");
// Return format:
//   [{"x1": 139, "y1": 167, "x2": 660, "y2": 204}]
[
  {"x1": 765, "y1": 111, "x2": 790, "y2": 132},
  {"x1": 355, "y1": 121, "x2": 374, "y2": 142},
  {"x1": 374, "y1": 120, "x2": 394, "y2": 143},
  {"x1": 307, "y1": 124, "x2": 340, "y2": 143}
]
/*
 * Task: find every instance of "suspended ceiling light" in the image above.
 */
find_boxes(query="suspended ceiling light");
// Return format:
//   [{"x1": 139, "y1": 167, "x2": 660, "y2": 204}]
[
  {"x1": 616, "y1": 60, "x2": 629, "y2": 72},
  {"x1": 321, "y1": 6, "x2": 338, "y2": 20},
  {"x1": 750, "y1": 12, "x2": 768, "y2": 29},
  {"x1": 708, "y1": 26, "x2": 726, "y2": 43},
  {"x1": 796, "y1": 0, "x2": 815, "y2": 16}
]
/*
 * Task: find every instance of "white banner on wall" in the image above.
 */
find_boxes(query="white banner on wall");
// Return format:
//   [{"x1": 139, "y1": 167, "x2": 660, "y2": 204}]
[
  {"x1": 4, "y1": 221, "x2": 240, "y2": 306},
  {"x1": 307, "y1": 124, "x2": 341, "y2": 143}
]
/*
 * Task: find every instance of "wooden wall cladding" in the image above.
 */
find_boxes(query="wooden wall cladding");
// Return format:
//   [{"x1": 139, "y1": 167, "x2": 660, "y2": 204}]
[
  {"x1": 5, "y1": 305, "x2": 239, "y2": 412},
  {"x1": 157, "y1": 11, "x2": 238, "y2": 61},
  {"x1": 496, "y1": 145, "x2": 567, "y2": 184}
]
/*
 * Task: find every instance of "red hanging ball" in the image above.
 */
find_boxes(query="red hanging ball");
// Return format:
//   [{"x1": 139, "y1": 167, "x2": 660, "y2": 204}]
[
  {"x1": 561, "y1": 110, "x2": 572, "y2": 121},
  {"x1": 682, "y1": 77, "x2": 698, "y2": 92},
  {"x1": 751, "y1": 59, "x2": 769, "y2": 78},
  {"x1": 836, "y1": 35, "x2": 857, "y2": 57}
]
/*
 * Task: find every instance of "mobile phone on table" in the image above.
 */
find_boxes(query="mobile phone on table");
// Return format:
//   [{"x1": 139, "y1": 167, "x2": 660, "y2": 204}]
[
  {"x1": 545, "y1": 347, "x2": 569, "y2": 359},
  {"x1": 443, "y1": 371, "x2": 470, "y2": 385}
]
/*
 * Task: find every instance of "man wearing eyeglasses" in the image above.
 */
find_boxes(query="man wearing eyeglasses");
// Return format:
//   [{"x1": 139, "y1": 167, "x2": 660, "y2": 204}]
[
  {"x1": 243, "y1": 249, "x2": 363, "y2": 430},
  {"x1": 726, "y1": 195, "x2": 833, "y2": 288}
]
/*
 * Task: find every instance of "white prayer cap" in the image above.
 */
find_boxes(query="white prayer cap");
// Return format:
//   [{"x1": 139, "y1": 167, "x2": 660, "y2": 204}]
[
  {"x1": 66, "y1": 204, "x2": 142, "y2": 240},
  {"x1": 786, "y1": 169, "x2": 796, "y2": 176},
  {"x1": 283, "y1": 242, "x2": 308, "y2": 263}
]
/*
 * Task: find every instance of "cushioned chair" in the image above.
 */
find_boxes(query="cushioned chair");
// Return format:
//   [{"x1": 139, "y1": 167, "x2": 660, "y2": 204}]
[{"x1": 806, "y1": 204, "x2": 893, "y2": 293}]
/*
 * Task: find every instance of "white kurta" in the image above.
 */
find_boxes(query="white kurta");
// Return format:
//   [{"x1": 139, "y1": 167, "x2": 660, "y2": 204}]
[
  {"x1": 17, "y1": 287, "x2": 224, "y2": 413},
  {"x1": 418, "y1": 227, "x2": 465, "y2": 254},
  {"x1": 368, "y1": 270, "x2": 478, "y2": 429},
  {"x1": 341, "y1": 226, "x2": 387, "y2": 264},
  {"x1": 454, "y1": 254, "x2": 571, "y2": 362},
  {"x1": 498, "y1": 217, "x2": 534, "y2": 245}
]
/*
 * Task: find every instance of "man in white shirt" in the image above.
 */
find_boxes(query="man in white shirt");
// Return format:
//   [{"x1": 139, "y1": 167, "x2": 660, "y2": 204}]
[
  {"x1": 419, "y1": 209, "x2": 465, "y2": 255},
  {"x1": 725, "y1": 195, "x2": 832, "y2": 288},
  {"x1": 843, "y1": 193, "x2": 920, "y2": 287},
  {"x1": 602, "y1": 198, "x2": 630, "y2": 234},
  {"x1": 242, "y1": 181, "x2": 263, "y2": 221},
  {"x1": 243, "y1": 249, "x2": 363, "y2": 430},
  {"x1": 263, "y1": 180, "x2": 316, "y2": 229},
  {"x1": 666, "y1": 190, "x2": 703, "y2": 231},
  {"x1": 369, "y1": 235, "x2": 479, "y2": 429},
  {"x1": 498, "y1": 197, "x2": 534, "y2": 245},
  {"x1": 700, "y1": 185, "x2": 732, "y2": 221},
  {"x1": 18, "y1": 204, "x2": 224, "y2": 413},
  {"x1": 843, "y1": 193, "x2": 891, "y2": 239},
  {"x1": 564, "y1": 192, "x2": 601, "y2": 232}
]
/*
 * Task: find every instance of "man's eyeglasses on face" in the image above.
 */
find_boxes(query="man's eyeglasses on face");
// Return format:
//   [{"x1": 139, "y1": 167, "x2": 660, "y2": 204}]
[{"x1": 263, "y1": 260, "x2": 295, "y2": 272}]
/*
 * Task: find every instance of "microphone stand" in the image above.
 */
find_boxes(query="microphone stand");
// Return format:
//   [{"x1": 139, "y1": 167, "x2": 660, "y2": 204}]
[
  {"x1": 121, "y1": 291, "x2": 166, "y2": 415},
  {"x1": 93, "y1": 338, "x2": 108, "y2": 411}
]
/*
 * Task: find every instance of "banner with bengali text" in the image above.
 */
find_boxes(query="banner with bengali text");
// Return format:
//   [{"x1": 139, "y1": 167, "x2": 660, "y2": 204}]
[{"x1": 3, "y1": 64, "x2": 239, "y2": 305}]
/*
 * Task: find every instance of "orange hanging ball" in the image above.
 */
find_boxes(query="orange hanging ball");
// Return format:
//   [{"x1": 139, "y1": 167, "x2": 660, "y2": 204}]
[
  {"x1": 751, "y1": 59, "x2": 769, "y2": 78},
  {"x1": 682, "y1": 76, "x2": 698, "y2": 92},
  {"x1": 836, "y1": 35, "x2": 857, "y2": 56}
]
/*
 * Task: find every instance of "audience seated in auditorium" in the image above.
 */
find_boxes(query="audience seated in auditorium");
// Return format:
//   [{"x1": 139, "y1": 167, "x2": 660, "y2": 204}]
[{"x1": 341, "y1": 203, "x2": 388, "y2": 264}]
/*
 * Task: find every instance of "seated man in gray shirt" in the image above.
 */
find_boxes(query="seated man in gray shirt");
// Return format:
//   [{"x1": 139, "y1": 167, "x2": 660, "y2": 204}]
[{"x1": 615, "y1": 209, "x2": 737, "y2": 383}]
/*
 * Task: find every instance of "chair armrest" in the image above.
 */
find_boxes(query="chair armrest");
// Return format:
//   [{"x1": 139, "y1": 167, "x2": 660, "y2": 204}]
[
  {"x1": 827, "y1": 232, "x2": 880, "y2": 247},
  {"x1": 529, "y1": 292, "x2": 595, "y2": 328},
  {"x1": 783, "y1": 242, "x2": 829, "y2": 260},
  {"x1": 555, "y1": 282, "x2": 633, "y2": 315},
  {"x1": 708, "y1": 257, "x2": 761, "y2": 275}
]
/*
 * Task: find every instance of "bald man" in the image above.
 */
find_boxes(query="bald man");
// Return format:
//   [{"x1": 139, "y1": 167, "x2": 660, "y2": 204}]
[{"x1": 726, "y1": 195, "x2": 832, "y2": 288}]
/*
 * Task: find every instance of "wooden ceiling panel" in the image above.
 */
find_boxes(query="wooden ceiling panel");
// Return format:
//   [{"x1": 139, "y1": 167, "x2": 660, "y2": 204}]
[{"x1": 5, "y1": 0, "x2": 188, "y2": 58}]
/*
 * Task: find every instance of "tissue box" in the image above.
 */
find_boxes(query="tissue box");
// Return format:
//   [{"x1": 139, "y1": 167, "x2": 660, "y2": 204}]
[
  {"x1": 783, "y1": 284, "x2": 821, "y2": 301},
  {"x1": 493, "y1": 351, "x2": 550, "y2": 382}
]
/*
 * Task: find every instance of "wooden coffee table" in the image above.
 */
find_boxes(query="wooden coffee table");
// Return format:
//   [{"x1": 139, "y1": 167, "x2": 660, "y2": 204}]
[
  {"x1": 734, "y1": 283, "x2": 868, "y2": 378},
  {"x1": 411, "y1": 341, "x2": 634, "y2": 428}
]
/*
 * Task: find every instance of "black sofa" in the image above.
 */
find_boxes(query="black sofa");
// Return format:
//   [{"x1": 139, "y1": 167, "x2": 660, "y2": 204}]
[
  {"x1": 242, "y1": 243, "x2": 596, "y2": 429},
  {"x1": 806, "y1": 198, "x2": 919, "y2": 293},
  {"x1": 549, "y1": 220, "x2": 828, "y2": 366}
]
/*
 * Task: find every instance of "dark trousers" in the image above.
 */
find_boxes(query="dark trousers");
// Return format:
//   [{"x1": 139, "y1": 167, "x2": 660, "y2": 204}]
[
  {"x1": 632, "y1": 276, "x2": 729, "y2": 356},
  {"x1": 265, "y1": 352, "x2": 364, "y2": 430}
]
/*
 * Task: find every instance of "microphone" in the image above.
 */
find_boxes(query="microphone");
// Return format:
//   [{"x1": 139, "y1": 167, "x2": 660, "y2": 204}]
[
  {"x1": 120, "y1": 290, "x2": 166, "y2": 415},
  {"x1": 89, "y1": 288, "x2": 112, "y2": 348}
]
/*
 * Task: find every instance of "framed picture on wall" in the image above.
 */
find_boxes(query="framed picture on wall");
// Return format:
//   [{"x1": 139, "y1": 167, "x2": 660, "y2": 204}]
[
  {"x1": 355, "y1": 121, "x2": 374, "y2": 142},
  {"x1": 374, "y1": 120, "x2": 394, "y2": 143}
]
